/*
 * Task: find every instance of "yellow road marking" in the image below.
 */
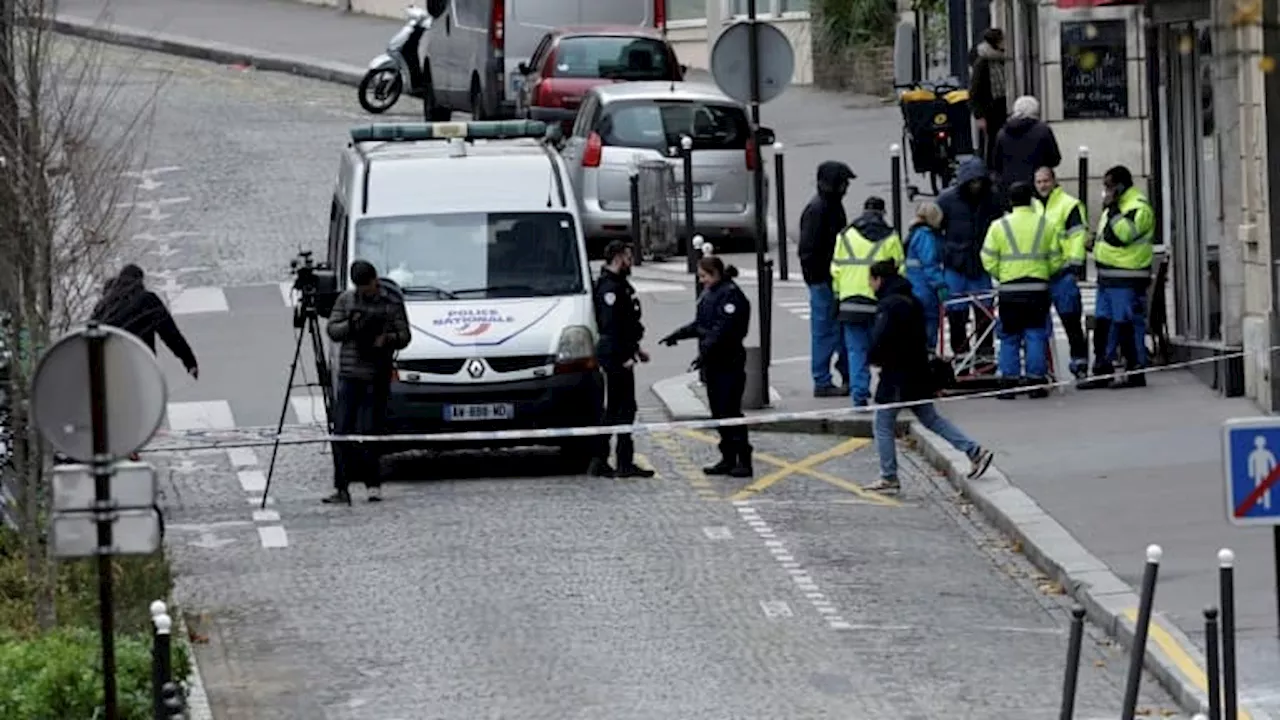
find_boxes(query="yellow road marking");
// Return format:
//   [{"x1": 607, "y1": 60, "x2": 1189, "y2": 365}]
[
  {"x1": 725, "y1": 436, "x2": 871, "y2": 501},
  {"x1": 633, "y1": 453, "x2": 661, "y2": 479},
  {"x1": 650, "y1": 433, "x2": 720, "y2": 500},
  {"x1": 676, "y1": 429, "x2": 898, "y2": 506},
  {"x1": 1121, "y1": 608, "x2": 1252, "y2": 720}
]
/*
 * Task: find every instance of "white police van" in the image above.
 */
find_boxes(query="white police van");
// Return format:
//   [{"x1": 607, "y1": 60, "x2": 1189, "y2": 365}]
[{"x1": 324, "y1": 120, "x2": 602, "y2": 468}]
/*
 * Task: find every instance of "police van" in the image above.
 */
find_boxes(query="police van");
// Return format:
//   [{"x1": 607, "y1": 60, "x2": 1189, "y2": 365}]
[{"x1": 324, "y1": 120, "x2": 602, "y2": 468}]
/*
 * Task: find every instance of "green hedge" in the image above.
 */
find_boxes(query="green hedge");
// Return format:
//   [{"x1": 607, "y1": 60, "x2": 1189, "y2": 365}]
[{"x1": 0, "y1": 627, "x2": 190, "y2": 720}]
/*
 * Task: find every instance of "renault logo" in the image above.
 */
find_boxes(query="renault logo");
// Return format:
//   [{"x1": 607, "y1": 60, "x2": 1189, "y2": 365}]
[{"x1": 466, "y1": 359, "x2": 485, "y2": 378}]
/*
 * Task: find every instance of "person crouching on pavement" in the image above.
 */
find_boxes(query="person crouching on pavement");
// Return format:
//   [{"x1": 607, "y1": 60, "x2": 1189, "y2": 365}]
[
  {"x1": 831, "y1": 196, "x2": 904, "y2": 408},
  {"x1": 904, "y1": 202, "x2": 947, "y2": 353},
  {"x1": 590, "y1": 241, "x2": 655, "y2": 479},
  {"x1": 661, "y1": 256, "x2": 753, "y2": 478},
  {"x1": 323, "y1": 260, "x2": 411, "y2": 505},
  {"x1": 863, "y1": 260, "x2": 994, "y2": 495},
  {"x1": 798, "y1": 161, "x2": 856, "y2": 397},
  {"x1": 981, "y1": 181, "x2": 1061, "y2": 399}
]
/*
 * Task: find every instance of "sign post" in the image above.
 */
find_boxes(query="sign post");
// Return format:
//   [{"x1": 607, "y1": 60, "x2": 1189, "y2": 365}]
[
  {"x1": 30, "y1": 322, "x2": 168, "y2": 720},
  {"x1": 1221, "y1": 417, "x2": 1280, "y2": 635}
]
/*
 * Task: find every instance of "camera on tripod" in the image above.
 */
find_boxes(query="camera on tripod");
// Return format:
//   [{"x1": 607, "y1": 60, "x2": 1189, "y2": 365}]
[{"x1": 289, "y1": 251, "x2": 339, "y2": 324}]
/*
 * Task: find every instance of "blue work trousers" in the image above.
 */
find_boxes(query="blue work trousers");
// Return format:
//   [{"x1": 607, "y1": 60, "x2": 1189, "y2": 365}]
[
  {"x1": 807, "y1": 283, "x2": 848, "y2": 389},
  {"x1": 943, "y1": 269, "x2": 995, "y2": 356},
  {"x1": 841, "y1": 322, "x2": 872, "y2": 406},
  {"x1": 996, "y1": 292, "x2": 1051, "y2": 379},
  {"x1": 1096, "y1": 285, "x2": 1148, "y2": 368},
  {"x1": 1049, "y1": 270, "x2": 1088, "y2": 365}
]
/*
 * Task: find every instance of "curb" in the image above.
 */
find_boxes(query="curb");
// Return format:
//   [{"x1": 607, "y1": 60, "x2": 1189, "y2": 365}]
[
  {"x1": 907, "y1": 419, "x2": 1271, "y2": 720},
  {"x1": 648, "y1": 373, "x2": 909, "y2": 437},
  {"x1": 174, "y1": 609, "x2": 213, "y2": 720},
  {"x1": 44, "y1": 14, "x2": 365, "y2": 87}
]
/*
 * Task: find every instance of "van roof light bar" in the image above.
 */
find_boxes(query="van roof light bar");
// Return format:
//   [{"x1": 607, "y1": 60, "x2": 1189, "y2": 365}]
[{"x1": 348, "y1": 120, "x2": 552, "y2": 143}]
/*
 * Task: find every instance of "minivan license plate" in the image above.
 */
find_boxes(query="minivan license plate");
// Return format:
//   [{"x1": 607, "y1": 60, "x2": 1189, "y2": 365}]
[
  {"x1": 445, "y1": 403, "x2": 513, "y2": 422},
  {"x1": 669, "y1": 183, "x2": 708, "y2": 201}
]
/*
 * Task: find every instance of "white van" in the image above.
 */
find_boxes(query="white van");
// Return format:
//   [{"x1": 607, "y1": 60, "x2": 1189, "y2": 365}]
[
  {"x1": 324, "y1": 120, "x2": 603, "y2": 467},
  {"x1": 417, "y1": 0, "x2": 658, "y2": 121}
]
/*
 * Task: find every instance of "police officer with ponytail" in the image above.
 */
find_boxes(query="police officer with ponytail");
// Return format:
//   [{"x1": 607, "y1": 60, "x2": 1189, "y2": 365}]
[{"x1": 661, "y1": 256, "x2": 753, "y2": 478}]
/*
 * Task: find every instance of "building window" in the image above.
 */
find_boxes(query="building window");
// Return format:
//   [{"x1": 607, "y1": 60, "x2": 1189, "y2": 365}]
[
  {"x1": 668, "y1": 0, "x2": 705, "y2": 22},
  {"x1": 726, "y1": 0, "x2": 810, "y2": 17}
]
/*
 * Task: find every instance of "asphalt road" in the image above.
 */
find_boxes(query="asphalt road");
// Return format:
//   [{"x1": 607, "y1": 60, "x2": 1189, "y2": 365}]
[{"x1": 76, "y1": 42, "x2": 1189, "y2": 718}]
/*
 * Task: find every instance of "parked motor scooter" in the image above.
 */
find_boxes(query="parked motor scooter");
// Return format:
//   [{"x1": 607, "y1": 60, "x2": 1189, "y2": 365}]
[{"x1": 358, "y1": 5, "x2": 433, "y2": 114}]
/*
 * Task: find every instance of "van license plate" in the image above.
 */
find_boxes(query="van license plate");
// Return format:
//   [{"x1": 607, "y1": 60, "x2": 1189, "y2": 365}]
[
  {"x1": 445, "y1": 403, "x2": 514, "y2": 421},
  {"x1": 669, "y1": 183, "x2": 709, "y2": 201}
]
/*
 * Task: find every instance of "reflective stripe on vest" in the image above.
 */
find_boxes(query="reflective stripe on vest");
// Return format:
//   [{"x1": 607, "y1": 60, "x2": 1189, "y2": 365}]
[
  {"x1": 904, "y1": 258, "x2": 922, "y2": 268},
  {"x1": 1096, "y1": 266, "x2": 1151, "y2": 279},
  {"x1": 997, "y1": 214, "x2": 1050, "y2": 261},
  {"x1": 1106, "y1": 212, "x2": 1153, "y2": 247},
  {"x1": 998, "y1": 280, "x2": 1050, "y2": 292},
  {"x1": 833, "y1": 233, "x2": 891, "y2": 266}
]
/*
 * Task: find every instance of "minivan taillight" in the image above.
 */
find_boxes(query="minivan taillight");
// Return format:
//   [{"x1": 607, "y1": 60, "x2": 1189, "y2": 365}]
[
  {"x1": 745, "y1": 137, "x2": 758, "y2": 171},
  {"x1": 655, "y1": 0, "x2": 666, "y2": 29},
  {"x1": 491, "y1": 0, "x2": 504, "y2": 51},
  {"x1": 583, "y1": 132, "x2": 603, "y2": 167}
]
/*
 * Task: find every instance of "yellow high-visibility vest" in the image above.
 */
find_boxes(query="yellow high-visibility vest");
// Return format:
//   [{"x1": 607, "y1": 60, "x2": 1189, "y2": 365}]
[{"x1": 981, "y1": 206, "x2": 1060, "y2": 292}]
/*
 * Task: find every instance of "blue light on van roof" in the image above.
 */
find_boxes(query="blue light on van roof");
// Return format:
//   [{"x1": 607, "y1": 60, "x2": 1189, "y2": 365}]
[{"x1": 349, "y1": 120, "x2": 550, "y2": 143}]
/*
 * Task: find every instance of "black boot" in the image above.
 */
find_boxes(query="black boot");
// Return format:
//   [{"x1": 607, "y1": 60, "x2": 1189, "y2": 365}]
[
  {"x1": 615, "y1": 463, "x2": 656, "y2": 478},
  {"x1": 588, "y1": 458, "x2": 616, "y2": 478},
  {"x1": 729, "y1": 449, "x2": 753, "y2": 478},
  {"x1": 703, "y1": 457, "x2": 735, "y2": 476},
  {"x1": 1079, "y1": 365, "x2": 1113, "y2": 390},
  {"x1": 322, "y1": 489, "x2": 352, "y2": 505}
]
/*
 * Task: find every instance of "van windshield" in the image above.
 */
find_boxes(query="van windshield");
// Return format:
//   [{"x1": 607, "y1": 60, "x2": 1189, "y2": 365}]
[
  {"x1": 552, "y1": 36, "x2": 672, "y2": 80},
  {"x1": 598, "y1": 100, "x2": 750, "y2": 152},
  {"x1": 353, "y1": 212, "x2": 585, "y2": 300}
]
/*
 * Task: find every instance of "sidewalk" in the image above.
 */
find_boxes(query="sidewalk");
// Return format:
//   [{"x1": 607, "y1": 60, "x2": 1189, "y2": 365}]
[{"x1": 652, "y1": 344, "x2": 1280, "y2": 718}]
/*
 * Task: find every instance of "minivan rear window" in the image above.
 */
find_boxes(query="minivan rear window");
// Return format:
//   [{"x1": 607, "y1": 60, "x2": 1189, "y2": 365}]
[
  {"x1": 597, "y1": 101, "x2": 750, "y2": 152},
  {"x1": 551, "y1": 36, "x2": 672, "y2": 80}
]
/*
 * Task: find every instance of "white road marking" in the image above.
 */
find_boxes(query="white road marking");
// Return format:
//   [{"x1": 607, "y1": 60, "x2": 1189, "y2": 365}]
[
  {"x1": 237, "y1": 470, "x2": 266, "y2": 494},
  {"x1": 166, "y1": 401, "x2": 235, "y2": 430},
  {"x1": 245, "y1": 496, "x2": 276, "y2": 506},
  {"x1": 168, "y1": 286, "x2": 229, "y2": 315},
  {"x1": 252, "y1": 509, "x2": 280, "y2": 523},
  {"x1": 759, "y1": 600, "x2": 793, "y2": 618},
  {"x1": 257, "y1": 525, "x2": 288, "y2": 549},
  {"x1": 702, "y1": 526, "x2": 733, "y2": 540},
  {"x1": 118, "y1": 196, "x2": 190, "y2": 222},
  {"x1": 291, "y1": 396, "x2": 327, "y2": 425},
  {"x1": 227, "y1": 448, "x2": 258, "y2": 467},
  {"x1": 122, "y1": 166, "x2": 181, "y2": 191},
  {"x1": 167, "y1": 521, "x2": 252, "y2": 532},
  {"x1": 828, "y1": 621, "x2": 854, "y2": 630}
]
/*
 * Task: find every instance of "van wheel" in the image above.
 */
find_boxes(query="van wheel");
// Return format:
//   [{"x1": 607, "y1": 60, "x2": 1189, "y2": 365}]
[
  {"x1": 469, "y1": 76, "x2": 487, "y2": 120},
  {"x1": 422, "y1": 73, "x2": 451, "y2": 121}
]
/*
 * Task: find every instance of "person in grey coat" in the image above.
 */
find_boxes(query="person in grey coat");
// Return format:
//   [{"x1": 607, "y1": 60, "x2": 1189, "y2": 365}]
[{"x1": 324, "y1": 259, "x2": 411, "y2": 505}]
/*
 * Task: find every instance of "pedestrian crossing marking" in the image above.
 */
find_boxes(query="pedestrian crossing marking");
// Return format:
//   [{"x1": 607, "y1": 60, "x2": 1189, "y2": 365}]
[
  {"x1": 290, "y1": 396, "x2": 326, "y2": 425},
  {"x1": 168, "y1": 286, "x2": 229, "y2": 315},
  {"x1": 166, "y1": 400, "x2": 236, "y2": 430}
]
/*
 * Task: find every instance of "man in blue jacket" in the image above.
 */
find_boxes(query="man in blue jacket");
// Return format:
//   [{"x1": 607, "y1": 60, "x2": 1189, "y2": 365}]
[{"x1": 936, "y1": 157, "x2": 1001, "y2": 368}]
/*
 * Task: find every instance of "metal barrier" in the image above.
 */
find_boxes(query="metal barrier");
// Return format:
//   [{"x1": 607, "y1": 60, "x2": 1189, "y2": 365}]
[{"x1": 634, "y1": 160, "x2": 678, "y2": 262}]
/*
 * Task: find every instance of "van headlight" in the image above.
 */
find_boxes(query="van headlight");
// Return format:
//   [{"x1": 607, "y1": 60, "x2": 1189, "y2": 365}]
[{"x1": 554, "y1": 325, "x2": 597, "y2": 374}]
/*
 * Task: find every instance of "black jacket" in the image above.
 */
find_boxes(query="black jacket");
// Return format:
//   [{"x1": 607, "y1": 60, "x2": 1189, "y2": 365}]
[
  {"x1": 326, "y1": 280, "x2": 412, "y2": 381},
  {"x1": 594, "y1": 267, "x2": 645, "y2": 369},
  {"x1": 91, "y1": 279, "x2": 198, "y2": 371},
  {"x1": 667, "y1": 278, "x2": 750, "y2": 367},
  {"x1": 936, "y1": 157, "x2": 1003, "y2": 279},
  {"x1": 992, "y1": 115, "x2": 1061, "y2": 197},
  {"x1": 868, "y1": 275, "x2": 934, "y2": 404},
  {"x1": 798, "y1": 191, "x2": 847, "y2": 285}
]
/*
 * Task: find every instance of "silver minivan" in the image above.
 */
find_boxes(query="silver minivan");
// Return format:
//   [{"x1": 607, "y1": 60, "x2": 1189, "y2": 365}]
[
  {"x1": 560, "y1": 82, "x2": 771, "y2": 255},
  {"x1": 418, "y1": 0, "x2": 656, "y2": 121}
]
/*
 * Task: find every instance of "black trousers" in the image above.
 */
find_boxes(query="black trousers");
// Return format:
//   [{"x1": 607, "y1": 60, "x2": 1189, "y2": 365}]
[
  {"x1": 599, "y1": 366, "x2": 638, "y2": 466},
  {"x1": 705, "y1": 363, "x2": 752, "y2": 461},
  {"x1": 332, "y1": 376, "x2": 389, "y2": 492}
]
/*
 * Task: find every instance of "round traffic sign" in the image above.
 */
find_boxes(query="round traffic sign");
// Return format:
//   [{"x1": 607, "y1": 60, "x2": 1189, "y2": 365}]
[
  {"x1": 31, "y1": 324, "x2": 168, "y2": 462},
  {"x1": 710, "y1": 21, "x2": 795, "y2": 106}
]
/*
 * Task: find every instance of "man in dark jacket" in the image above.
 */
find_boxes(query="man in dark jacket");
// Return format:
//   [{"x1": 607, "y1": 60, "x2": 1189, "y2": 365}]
[
  {"x1": 863, "y1": 260, "x2": 994, "y2": 495},
  {"x1": 324, "y1": 260, "x2": 412, "y2": 505},
  {"x1": 798, "y1": 161, "x2": 855, "y2": 397},
  {"x1": 91, "y1": 264, "x2": 199, "y2": 378},
  {"x1": 590, "y1": 241, "x2": 654, "y2": 479},
  {"x1": 992, "y1": 95, "x2": 1061, "y2": 201},
  {"x1": 936, "y1": 156, "x2": 1000, "y2": 365},
  {"x1": 970, "y1": 27, "x2": 1009, "y2": 168}
]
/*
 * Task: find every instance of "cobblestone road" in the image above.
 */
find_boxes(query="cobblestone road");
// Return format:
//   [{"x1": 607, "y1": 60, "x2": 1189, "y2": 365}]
[{"x1": 78, "y1": 41, "x2": 1188, "y2": 719}]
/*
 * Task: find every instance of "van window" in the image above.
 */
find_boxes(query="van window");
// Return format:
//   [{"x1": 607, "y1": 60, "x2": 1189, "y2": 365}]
[
  {"x1": 551, "y1": 36, "x2": 672, "y2": 80},
  {"x1": 597, "y1": 100, "x2": 750, "y2": 152},
  {"x1": 454, "y1": 0, "x2": 486, "y2": 28},
  {"x1": 353, "y1": 211, "x2": 585, "y2": 300}
]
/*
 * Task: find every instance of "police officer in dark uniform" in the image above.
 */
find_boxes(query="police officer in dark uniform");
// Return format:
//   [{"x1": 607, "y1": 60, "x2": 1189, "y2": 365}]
[
  {"x1": 661, "y1": 255, "x2": 753, "y2": 478},
  {"x1": 590, "y1": 241, "x2": 655, "y2": 479}
]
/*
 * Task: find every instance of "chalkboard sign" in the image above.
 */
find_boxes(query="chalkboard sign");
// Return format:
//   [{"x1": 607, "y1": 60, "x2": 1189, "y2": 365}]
[{"x1": 1061, "y1": 20, "x2": 1129, "y2": 119}]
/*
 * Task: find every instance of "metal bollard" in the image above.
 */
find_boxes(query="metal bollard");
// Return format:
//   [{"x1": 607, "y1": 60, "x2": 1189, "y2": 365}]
[
  {"x1": 629, "y1": 173, "x2": 643, "y2": 265},
  {"x1": 1205, "y1": 606, "x2": 1222, "y2": 720},
  {"x1": 1120, "y1": 544, "x2": 1163, "y2": 720},
  {"x1": 150, "y1": 600, "x2": 172, "y2": 720},
  {"x1": 1219, "y1": 549, "x2": 1239, "y2": 720},
  {"x1": 160, "y1": 681, "x2": 186, "y2": 719},
  {"x1": 681, "y1": 135, "x2": 696, "y2": 274},
  {"x1": 1058, "y1": 605, "x2": 1086, "y2": 720},
  {"x1": 760, "y1": 258, "x2": 773, "y2": 408},
  {"x1": 1077, "y1": 146, "x2": 1089, "y2": 207},
  {"x1": 889, "y1": 143, "x2": 903, "y2": 238},
  {"x1": 692, "y1": 234, "x2": 708, "y2": 300},
  {"x1": 773, "y1": 142, "x2": 788, "y2": 281}
]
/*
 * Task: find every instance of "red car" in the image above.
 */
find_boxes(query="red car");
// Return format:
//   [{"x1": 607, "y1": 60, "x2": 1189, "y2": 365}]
[{"x1": 516, "y1": 26, "x2": 685, "y2": 132}]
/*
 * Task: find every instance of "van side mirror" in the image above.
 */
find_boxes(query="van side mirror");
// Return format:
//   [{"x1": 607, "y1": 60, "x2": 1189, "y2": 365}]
[
  {"x1": 426, "y1": 0, "x2": 447, "y2": 18},
  {"x1": 544, "y1": 124, "x2": 564, "y2": 144},
  {"x1": 755, "y1": 126, "x2": 776, "y2": 146},
  {"x1": 679, "y1": 64, "x2": 688, "y2": 78},
  {"x1": 518, "y1": 62, "x2": 531, "y2": 75}
]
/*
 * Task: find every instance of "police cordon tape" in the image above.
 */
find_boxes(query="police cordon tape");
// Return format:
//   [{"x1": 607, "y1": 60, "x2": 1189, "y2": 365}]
[{"x1": 141, "y1": 346, "x2": 1271, "y2": 454}]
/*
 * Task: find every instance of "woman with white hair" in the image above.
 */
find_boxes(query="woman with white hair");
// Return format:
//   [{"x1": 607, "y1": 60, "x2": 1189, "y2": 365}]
[{"x1": 991, "y1": 95, "x2": 1061, "y2": 203}]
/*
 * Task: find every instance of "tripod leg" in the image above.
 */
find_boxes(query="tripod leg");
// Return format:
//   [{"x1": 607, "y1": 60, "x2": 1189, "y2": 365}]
[
  {"x1": 308, "y1": 312, "x2": 334, "y2": 431},
  {"x1": 261, "y1": 324, "x2": 308, "y2": 509}
]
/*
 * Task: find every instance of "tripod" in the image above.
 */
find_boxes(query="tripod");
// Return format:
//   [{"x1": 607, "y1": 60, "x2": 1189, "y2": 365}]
[{"x1": 260, "y1": 285, "x2": 333, "y2": 509}]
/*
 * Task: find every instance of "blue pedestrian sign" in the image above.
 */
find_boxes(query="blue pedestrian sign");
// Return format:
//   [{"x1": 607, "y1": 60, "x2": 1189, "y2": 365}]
[{"x1": 1222, "y1": 417, "x2": 1280, "y2": 526}]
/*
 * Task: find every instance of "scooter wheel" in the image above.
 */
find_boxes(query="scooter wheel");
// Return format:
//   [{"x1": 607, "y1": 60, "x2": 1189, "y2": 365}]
[{"x1": 358, "y1": 70, "x2": 401, "y2": 114}]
